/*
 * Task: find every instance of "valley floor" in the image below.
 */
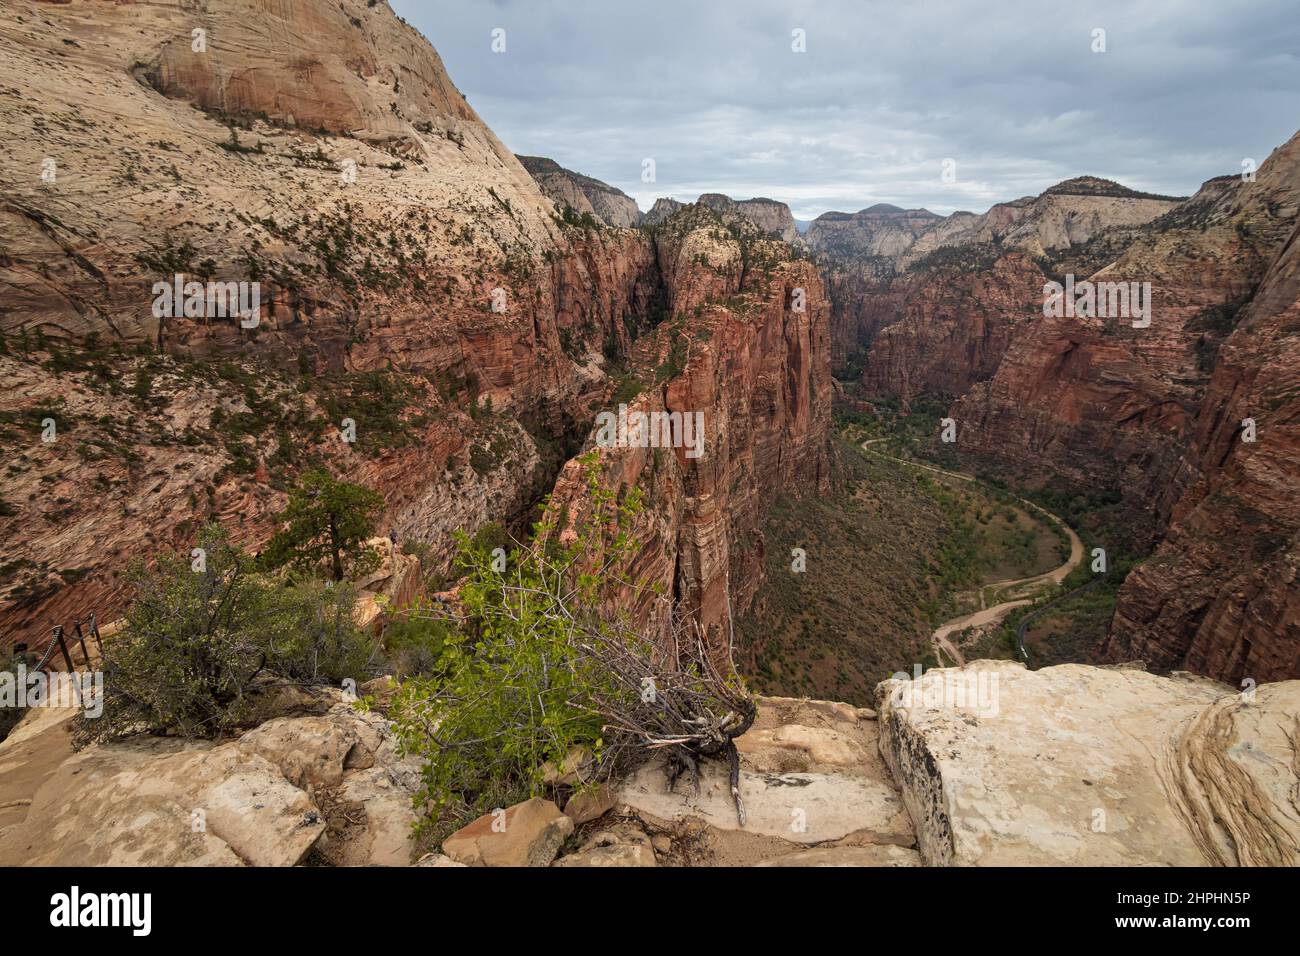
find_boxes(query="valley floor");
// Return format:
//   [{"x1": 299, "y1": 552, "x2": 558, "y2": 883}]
[{"x1": 738, "y1": 418, "x2": 1070, "y2": 704}]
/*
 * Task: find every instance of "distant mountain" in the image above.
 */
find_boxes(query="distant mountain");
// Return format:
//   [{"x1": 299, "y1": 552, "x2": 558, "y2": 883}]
[
  {"x1": 807, "y1": 177, "x2": 1183, "y2": 270},
  {"x1": 517, "y1": 155, "x2": 642, "y2": 228},
  {"x1": 806, "y1": 205, "x2": 942, "y2": 261},
  {"x1": 642, "y1": 197, "x2": 685, "y2": 225},
  {"x1": 645, "y1": 194, "x2": 802, "y2": 245}
]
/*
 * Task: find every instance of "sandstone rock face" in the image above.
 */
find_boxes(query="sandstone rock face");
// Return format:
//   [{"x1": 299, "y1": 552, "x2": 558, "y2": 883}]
[
  {"x1": 562, "y1": 784, "x2": 616, "y2": 825},
  {"x1": 696, "y1": 193, "x2": 801, "y2": 245},
  {"x1": 905, "y1": 181, "x2": 1183, "y2": 266},
  {"x1": 955, "y1": 133, "x2": 1300, "y2": 557},
  {"x1": 544, "y1": 205, "x2": 832, "y2": 646},
  {"x1": 815, "y1": 180, "x2": 1181, "y2": 392},
  {"x1": 617, "y1": 695, "x2": 913, "y2": 848},
  {"x1": 810, "y1": 179, "x2": 1180, "y2": 276},
  {"x1": 806, "y1": 204, "x2": 942, "y2": 262},
  {"x1": 0, "y1": 0, "x2": 664, "y2": 647},
  {"x1": 1103, "y1": 215, "x2": 1300, "y2": 683},
  {"x1": 144, "y1": 0, "x2": 484, "y2": 148},
  {"x1": 518, "y1": 155, "x2": 642, "y2": 228},
  {"x1": 442, "y1": 797, "x2": 574, "y2": 867},
  {"x1": 642, "y1": 197, "x2": 685, "y2": 225},
  {"x1": 1, "y1": 733, "x2": 321, "y2": 866},
  {"x1": 0, "y1": 692, "x2": 423, "y2": 867},
  {"x1": 858, "y1": 253, "x2": 1047, "y2": 401},
  {"x1": 876, "y1": 661, "x2": 1300, "y2": 866}
]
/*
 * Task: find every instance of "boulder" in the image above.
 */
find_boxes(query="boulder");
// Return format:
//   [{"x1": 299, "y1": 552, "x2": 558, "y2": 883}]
[
  {"x1": 563, "y1": 784, "x2": 615, "y2": 825},
  {"x1": 0, "y1": 692, "x2": 424, "y2": 867},
  {"x1": 0, "y1": 737, "x2": 322, "y2": 866},
  {"x1": 442, "y1": 798, "x2": 574, "y2": 867},
  {"x1": 875, "y1": 661, "x2": 1300, "y2": 866},
  {"x1": 238, "y1": 714, "x2": 367, "y2": 790},
  {"x1": 553, "y1": 825, "x2": 656, "y2": 867}
]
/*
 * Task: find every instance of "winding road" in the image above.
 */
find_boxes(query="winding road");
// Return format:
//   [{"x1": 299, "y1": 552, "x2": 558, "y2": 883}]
[{"x1": 859, "y1": 441, "x2": 1084, "y2": 667}]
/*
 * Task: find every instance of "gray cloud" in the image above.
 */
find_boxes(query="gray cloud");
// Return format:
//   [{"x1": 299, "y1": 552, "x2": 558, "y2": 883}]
[{"x1": 392, "y1": 0, "x2": 1300, "y2": 218}]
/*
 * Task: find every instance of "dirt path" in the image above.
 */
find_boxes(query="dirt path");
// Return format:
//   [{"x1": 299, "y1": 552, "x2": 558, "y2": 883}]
[{"x1": 859, "y1": 443, "x2": 1084, "y2": 666}]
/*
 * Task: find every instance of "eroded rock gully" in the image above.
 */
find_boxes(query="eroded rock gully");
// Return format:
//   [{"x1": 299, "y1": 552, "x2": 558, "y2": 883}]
[{"x1": 544, "y1": 209, "x2": 832, "y2": 646}]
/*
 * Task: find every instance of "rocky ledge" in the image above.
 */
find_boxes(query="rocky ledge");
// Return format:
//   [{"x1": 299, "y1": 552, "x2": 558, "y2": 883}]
[
  {"x1": 877, "y1": 661, "x2": 1300, "y2": 866},
  {"x1": 3, "y1": 662, "x2": 1295, "y2": 866}
]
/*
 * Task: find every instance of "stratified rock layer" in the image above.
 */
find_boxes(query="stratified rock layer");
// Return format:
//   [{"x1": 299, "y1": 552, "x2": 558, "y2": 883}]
[
  {"x1": 545, "y1": 206, "x2": 831, "y2": 644},
  {"x1": 0, "y1": 0, "x2": 660, "y2": 646},
  {"x1": 876, "y1": 661, "x2": 1300, "y2": 866},
  {"x1": 518, "y1": 155, "x2": 642, "y2": 228}
]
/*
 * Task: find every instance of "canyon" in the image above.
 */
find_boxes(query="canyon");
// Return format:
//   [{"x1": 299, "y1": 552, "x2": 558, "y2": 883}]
[
  {"x1": 806, "y1": 146, "x2": 1300, "y2": 685},
  {"x1": 0, "y1": 0, "x2": 1298, "y2": 869}
]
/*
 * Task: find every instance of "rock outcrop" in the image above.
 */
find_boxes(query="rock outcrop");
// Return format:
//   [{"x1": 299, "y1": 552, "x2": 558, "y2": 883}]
[
  {"x1": 905, "y1": 178, "x2": 1183, "y2": 266},
  {"x1": 442, "y1": 797, "x2": 575, "y2": 867},
  {"x1": 877, "y1": 661, "x2": 1300, "y2": 866},
  {"x1": 806, "y1": 204, "x2": 942, "y2": 262},
  {"x1": 955, "y1": 133, "x2": 1300, "y2": 554},
  {"x1": 544, "y1": 204, "x2": 832, "y2": 645},
  {"x1": 1101, "y1": 213, "x2": 1300, "y2": 683},
  {"x1": 816, "y1": 179, "x2": 1183, "y2": 398},
  {"x1": 642, "y1": 197, "x2": 685, "y2": 225},
  {"x1": 0, "y1": 0, "x2": 664, "y2": 648},
  {"x1": 697, "y1": 193, "x2": 802, "y2": 244},
  {"x1": 815, "y1": 147, "x2": 1299, "y2": 683},
  {"x1": 6, "y1": 664, "x2": 1298, "y2": 867},
  {"x1": 0, "y1": 689, "x2": 423, "y2": 866},
  {"x1": 518, "y1": 155, "x2": 642, "y2": 228},
  {"x1": 613, "y1": 694, "x2": 921, "y2": 865},
  {"x1": 645, "y1": 195, "x2": 802, "y2": 245}
]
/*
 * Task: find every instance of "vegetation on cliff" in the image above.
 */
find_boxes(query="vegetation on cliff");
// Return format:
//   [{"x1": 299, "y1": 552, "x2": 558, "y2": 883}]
[
  {"x1": 75, "y1": 522, "x2": 377, "y2": 746},
  {"x1": 392, "y1": 454, "x2": 755, "y2": 841}
]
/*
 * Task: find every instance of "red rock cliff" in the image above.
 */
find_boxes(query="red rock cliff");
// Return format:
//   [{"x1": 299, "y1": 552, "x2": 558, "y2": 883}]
[{"x1": 544, "y1": 206, "x2": 832, "y2": 652}]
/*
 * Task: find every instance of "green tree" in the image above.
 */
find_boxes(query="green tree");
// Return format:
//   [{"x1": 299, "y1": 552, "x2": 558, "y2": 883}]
[
  {"x1": 78, "y1": 524, "x2": 377, "y2": 746},
  {"x1": 79, "y1": 525, "x2": 275, "y2": 743},
  {"x1": 392, "y1": 452, "x2": 755, "y2": 842},
  {"x1": 260, "y1": 469, "x2": 384, "y2": 581}
]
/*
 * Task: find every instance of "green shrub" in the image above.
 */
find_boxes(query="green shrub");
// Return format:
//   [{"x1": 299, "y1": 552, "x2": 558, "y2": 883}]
[
  {"x1": 76, "y1": 525, "x2": 378, "y2": 746},
  {"x1": 381, "y1": 600, "x2": 456, "y2": 678},
  {"x1": 263, "y1": 578, "x2": 377, "y2": 683},
  {"x1": 76, "y1": 526, "x2": 278, "y2": 744},
  {"x1": 391, "y1": 465, "x2": 643, "y2": 839}
]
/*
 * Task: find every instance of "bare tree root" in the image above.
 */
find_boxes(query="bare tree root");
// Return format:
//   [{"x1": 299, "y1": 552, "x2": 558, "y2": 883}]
[{"x1": 580, "y1": 606, "x2": 756, "y2": 826}]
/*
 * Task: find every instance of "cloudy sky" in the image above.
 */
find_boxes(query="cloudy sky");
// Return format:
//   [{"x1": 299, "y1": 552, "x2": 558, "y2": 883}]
[{"x1": 391, "y1": 0, "x2": 1300, "y2": 220}]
